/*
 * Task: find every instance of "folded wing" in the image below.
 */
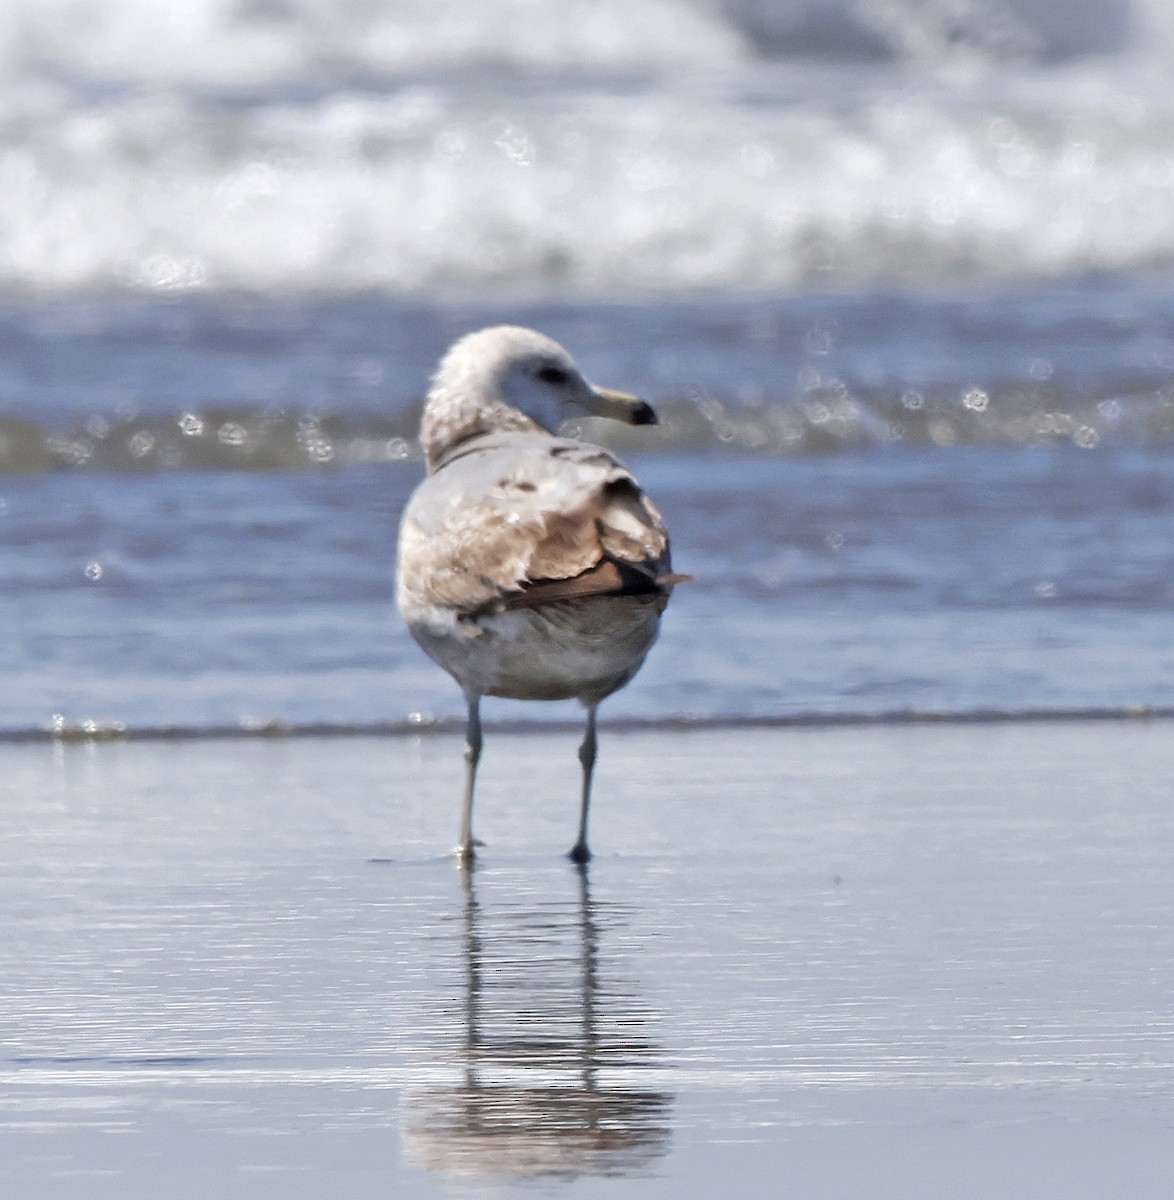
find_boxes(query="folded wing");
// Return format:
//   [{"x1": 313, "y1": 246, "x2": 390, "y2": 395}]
[{"x1": 398, "y1": 434, "x2": 672, "y2": 617}]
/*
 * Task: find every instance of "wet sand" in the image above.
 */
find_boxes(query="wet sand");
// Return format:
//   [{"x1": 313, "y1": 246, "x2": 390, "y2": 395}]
[{"x1": 3, "y1": 720, "x2": 1174, "y2": 1197}]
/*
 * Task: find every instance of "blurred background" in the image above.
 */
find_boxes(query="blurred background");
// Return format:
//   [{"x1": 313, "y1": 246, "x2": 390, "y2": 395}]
[
  {"x1": 0, "y1": 0, "x2": 1167, "y2": 296},
  {"x1": 4, "y1": 0, "x2": 1174, "y2": 733}
]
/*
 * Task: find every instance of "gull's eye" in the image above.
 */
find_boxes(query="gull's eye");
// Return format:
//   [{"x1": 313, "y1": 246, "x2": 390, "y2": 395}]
[{"x1": 536, "y1": 364, "x2": 571, "y2": 386}]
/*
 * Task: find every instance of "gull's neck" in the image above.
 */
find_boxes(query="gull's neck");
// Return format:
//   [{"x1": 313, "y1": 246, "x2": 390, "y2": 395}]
[{"x1": 421, "y1": 389, "x2": 545, "y2": 472}]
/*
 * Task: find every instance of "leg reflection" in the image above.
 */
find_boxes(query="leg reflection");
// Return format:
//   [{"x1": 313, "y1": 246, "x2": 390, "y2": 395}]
[{"x1": 401, "y1": 865, "x2": 672, "y2": 1181}]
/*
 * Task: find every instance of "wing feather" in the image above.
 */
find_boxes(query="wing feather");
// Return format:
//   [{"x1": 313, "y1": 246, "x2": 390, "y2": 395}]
[{"x1": 397, "y1": 434, "x2": 671, "y2": 617}]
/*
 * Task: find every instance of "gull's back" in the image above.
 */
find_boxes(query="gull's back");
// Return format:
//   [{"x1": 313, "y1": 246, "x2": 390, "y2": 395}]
[{"x1": 397, "y1": 430, "x2": 672, "y2": 705}]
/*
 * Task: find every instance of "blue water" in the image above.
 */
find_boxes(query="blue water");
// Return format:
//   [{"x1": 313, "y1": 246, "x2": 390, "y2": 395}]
[
  {"x1": 7, "y1": 358, "x2": 1174, "y2": 734},
  {"x1": 4, "y1": 0, "x2": 1174, "y2": 735}
]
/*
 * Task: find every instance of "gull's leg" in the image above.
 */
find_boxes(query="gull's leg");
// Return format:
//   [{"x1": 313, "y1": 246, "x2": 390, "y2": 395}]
[
  {"x1": 456, "y1": 693, "x2": 482, "y2": 864},
  {"x1": 568, "y1": 703, "x2": 598, "y2": 864}
]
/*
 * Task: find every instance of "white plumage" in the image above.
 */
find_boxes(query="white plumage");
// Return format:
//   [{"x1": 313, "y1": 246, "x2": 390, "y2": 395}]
[{"x1": 396, "y1": 326, "x2": 681, "y2": 863}]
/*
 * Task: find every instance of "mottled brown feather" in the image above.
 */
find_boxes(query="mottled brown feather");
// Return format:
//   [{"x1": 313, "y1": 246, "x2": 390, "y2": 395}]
[{"x1": 397, "y1": 435, "x2": 671, "y2": 619}]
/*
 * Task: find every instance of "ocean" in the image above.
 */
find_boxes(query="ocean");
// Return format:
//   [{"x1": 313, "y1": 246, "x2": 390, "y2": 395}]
[
  {"x1": 6, "y1": 0, "x2": 1174, "y2": 738},
  {"x1": 6, "y1": 2, "x2": 1174, "y2": 1194}
]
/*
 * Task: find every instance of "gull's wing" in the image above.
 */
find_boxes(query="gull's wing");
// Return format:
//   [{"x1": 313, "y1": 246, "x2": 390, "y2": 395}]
[{"x1": 397, "y1": 432, "x2": 672, "y2": 616}]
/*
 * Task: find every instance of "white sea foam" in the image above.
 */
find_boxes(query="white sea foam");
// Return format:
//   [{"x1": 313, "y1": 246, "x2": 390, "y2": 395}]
[{"x1": 3, "y1": 0, "x2": 1174, "y2": 294}]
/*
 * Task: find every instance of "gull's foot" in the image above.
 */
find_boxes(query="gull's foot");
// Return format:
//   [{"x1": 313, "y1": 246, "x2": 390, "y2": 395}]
[
  {"x1": 567, "y1": 841, "x2": 591, "y2": 865},
  {"x1": 451, "y1": 839, "x2": 482, "y2": 866}
]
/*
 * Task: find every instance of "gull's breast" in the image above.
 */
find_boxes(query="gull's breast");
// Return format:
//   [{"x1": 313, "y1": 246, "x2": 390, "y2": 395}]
[{"x1": 405, "y1": 592, "x2": 667, "y2": 704}]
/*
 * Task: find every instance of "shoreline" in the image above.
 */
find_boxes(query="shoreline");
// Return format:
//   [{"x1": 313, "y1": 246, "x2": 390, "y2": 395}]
[{"x1": 8, "y1": 701, "x2": 1172, "y2": 745}]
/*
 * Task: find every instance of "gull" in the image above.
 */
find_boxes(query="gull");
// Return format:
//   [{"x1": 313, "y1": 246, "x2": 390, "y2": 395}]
[{"x1": 396, "y1": 326, "x2": 682, "y2": 864}]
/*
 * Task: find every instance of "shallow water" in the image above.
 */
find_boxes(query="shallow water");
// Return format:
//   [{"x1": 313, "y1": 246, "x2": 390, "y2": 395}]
[
  {"x1": 3, "y1": 723, "x2": 1174, "y2": 1197},
  {"x1": 8, "y1": 424, "x2": 1174, "y2": 734}
]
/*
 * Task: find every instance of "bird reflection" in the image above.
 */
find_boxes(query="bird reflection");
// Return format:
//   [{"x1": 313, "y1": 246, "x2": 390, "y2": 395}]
[{"x1": 401, "y1": 866, "x2": 672, "y2": 1181}]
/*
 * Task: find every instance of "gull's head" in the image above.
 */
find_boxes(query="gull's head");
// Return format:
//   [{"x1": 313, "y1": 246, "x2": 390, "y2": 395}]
[{"x1": 422, "y1": 325, "x2": 655, "y2": 468}]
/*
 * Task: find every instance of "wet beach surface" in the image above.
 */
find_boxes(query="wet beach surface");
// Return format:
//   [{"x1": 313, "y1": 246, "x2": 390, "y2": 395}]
[
  {"x1": 7, "y1": 2, "x2": 1174, "y2": 1191},
  {"x1": 4, "y1": 720, "x2": 1173, "y2": 1197}
]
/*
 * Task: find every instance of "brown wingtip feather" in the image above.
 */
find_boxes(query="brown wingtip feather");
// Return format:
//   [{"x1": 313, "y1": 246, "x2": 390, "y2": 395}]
[{"x1": 500, "y1": 559, "x2": 676, "y2": 612}]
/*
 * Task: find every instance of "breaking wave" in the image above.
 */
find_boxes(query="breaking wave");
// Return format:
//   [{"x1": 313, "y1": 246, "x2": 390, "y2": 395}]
[{"x1": 4, "y1": 0, "x2": 1174, "y2": 295}]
